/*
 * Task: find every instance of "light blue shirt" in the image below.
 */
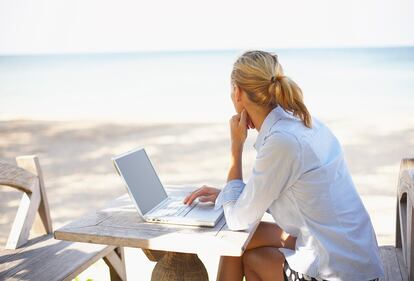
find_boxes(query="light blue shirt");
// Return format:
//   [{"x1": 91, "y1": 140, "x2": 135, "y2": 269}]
[{"x1": 214, "y1": 106, "x2": 385, "y2": 281}]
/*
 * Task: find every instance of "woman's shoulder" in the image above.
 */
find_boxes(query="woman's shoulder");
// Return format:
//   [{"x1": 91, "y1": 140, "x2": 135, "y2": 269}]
[
  {"x1": 257, "y1": 128, "x2": 304, "y2": 177},
  {"x1": 267, "y1": 114, "x2": 312, "y2": 143},
  {"x1": 262, "y1": 129, "x2": 302, "y2": 156},
  {"x1": 267, "y1": 114, "x2": 340, "y2": 155}
]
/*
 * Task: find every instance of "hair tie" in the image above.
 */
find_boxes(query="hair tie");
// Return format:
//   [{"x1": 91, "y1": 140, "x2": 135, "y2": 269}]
[{"x1": 271, "y1": 75, "x2": 285, "y2": 84}]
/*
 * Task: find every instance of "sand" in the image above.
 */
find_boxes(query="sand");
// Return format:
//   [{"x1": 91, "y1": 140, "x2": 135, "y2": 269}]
[{"x1": 1, "y1": 118, "x2": 413, "y2": 280}]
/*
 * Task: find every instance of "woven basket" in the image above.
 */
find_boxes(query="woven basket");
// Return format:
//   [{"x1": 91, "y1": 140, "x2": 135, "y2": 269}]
[{"x1": 151, "y1": 252, "x2": 209, "y2": 281}]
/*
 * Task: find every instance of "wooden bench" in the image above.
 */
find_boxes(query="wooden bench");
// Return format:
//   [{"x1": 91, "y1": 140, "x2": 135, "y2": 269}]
[
  {"x1": 379, "y1": 158, "x2": 414, "y2": 281},
  {"x1": 0, "y1": 155, "x2": 127, "y2": 281}
]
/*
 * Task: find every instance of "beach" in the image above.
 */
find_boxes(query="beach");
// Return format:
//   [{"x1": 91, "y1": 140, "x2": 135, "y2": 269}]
[
  {"x1": 1, "y1": 47, "x2": 413, "y2": 280},
  {"x1": 1, "y1": 117, "x2": 412, "y2": 280}
]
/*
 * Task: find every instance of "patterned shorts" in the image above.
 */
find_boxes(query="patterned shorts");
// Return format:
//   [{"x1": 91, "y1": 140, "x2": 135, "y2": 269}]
[{"x1": 283, "y1": 259, "x2": 379, "y2": 281}]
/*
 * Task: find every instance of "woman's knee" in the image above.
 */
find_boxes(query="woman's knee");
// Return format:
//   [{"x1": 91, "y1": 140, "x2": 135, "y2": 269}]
[
  {"x1": 242, "y1": 247, "x2": 285, "y2": 270},
  {"x1": 247, "y1": 222, "x2": 297, "y2": 251},
  {"x1": 243, "y1": 247, "x2": 287, "y2": 281},
  {"x1": 242, "y1": 249, "x2": 258, "y2": 270}
]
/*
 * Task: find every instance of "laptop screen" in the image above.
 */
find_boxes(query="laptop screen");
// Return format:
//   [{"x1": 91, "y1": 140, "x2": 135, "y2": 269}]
[{"x1": 113, "y1": 148, "x2": 168, "y2": 215}]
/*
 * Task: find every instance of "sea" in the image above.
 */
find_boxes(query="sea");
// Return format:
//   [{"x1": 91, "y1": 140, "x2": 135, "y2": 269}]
[{"x1": 0, "y1": 47, "x2": 413, "y2": 124}]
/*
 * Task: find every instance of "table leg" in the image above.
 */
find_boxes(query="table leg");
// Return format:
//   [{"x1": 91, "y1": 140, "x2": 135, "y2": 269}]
[{"x1": 150, "y1": 251, "x2": 209, "y2": 281}]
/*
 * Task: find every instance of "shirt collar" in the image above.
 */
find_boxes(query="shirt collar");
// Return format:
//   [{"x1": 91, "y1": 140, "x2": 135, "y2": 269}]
[{"x1": 253, "y1": 106, "x2": 295, "y2": 151}]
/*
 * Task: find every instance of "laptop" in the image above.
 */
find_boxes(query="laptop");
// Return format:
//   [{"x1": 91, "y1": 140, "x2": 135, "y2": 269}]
[{"x1": 112, "y1": 147, "x2": 224, "y2": 227}]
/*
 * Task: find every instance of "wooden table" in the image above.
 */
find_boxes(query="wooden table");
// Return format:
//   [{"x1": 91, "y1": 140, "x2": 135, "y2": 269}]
[{"x1": 54, "y1": 186, "x2": 260, "y2": 281}]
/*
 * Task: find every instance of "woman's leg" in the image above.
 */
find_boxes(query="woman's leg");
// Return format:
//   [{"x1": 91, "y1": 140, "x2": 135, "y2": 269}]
[
  {"x1": 216, "y1": 221, "x2": 296, "y2": 280},
  {"x1": 243, "y1": 247, "x2": 286, "y2": 281},
  {"x1": 216, "y1": 256, "x2": 244, "y2": 281},
  {"x1": 246, "y1": 221, "x2": 296, "y2": 251}
]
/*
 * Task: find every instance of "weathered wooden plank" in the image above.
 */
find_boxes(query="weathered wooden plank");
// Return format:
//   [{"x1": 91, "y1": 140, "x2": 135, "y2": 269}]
[
  {"x1": 0, "y1": 161, "x2": 38, "y2": 193},
  {"x1": 5, "y1": 181, "x2": 41, "y2": 249},
  {"x1": 98, "y1": 209, "x2": 225, "y2": 234},
  {"x1": 56, "y1": 221, "x2": 246, "y2": 256},
  {"x1": 408, "y1": 198, "x2": 414, "y2": 280},
  {"x1": 62, "y1": 246, "x2": 116, "y2": 281},
  {"x1": 16, "y1": 155, "x2": 53, "y2": 235},
  {"x1": 55, "y1": 188, "x2": 257, "y2": 256},
  {"x1": 1, "y1": 156, "x2": 127, "y2": 281},
  {"x1": 398, "y1": 159, "x2": 414, "y2": 204},
  {"x1": 0, "y1": 234, "x2": 115, "y2": 281},
  {"x1": 58, "y1": 194, "x2": 225, "y2": 236},
  {"x1": 396, "y1": 247, "x2": 409, "y2": 281},
  {"x1": 103, "y1": 247, "x2": 127, "y2": 281},
  {"x1": 397, "y1": 159, "x2": 414, "y2": 280},
  {"x1": 2, "y1": 156, "x2": 52, "y2": 249},
  {"x1": 379, "y1": 246, "x2": 404, "y2": 281}
]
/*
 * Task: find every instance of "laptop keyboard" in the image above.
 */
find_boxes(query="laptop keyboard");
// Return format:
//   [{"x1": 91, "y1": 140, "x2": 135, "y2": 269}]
[{"x1": 151, "y1": 198, "x2": 197, "y2": 217}]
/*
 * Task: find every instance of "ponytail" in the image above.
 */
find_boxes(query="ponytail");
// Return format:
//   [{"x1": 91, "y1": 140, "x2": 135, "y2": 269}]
[{"x1": 271, "y1": 75, "x2": 312, "y2": 128}]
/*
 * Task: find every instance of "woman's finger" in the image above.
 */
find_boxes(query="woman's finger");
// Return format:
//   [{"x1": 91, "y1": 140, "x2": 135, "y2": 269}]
[
  {"x1": 198, "y1": 194, "x2": 216, "y2": 203},
  {"x1": 230, "y1": 114, "x2": 239, "y2": 126},
  {"x1": 183, "y1": 192, "x2": 193, "y2": 204},
  {"x1": 184, "y1": 187, "x2": 210, "y2": 205},
  {"x1": 183, "y1": 187, "x2": 201, "y2": 204}
]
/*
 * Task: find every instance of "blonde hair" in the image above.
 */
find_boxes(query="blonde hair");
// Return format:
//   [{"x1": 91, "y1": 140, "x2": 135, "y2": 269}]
[{"x1": 231, "y1": 50, "x2": 312, "y2": 128}]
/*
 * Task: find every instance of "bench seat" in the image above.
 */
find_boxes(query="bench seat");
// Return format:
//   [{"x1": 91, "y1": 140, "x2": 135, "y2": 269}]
[
  {"x1": 0, "y1": 234, "x2": 120, "y2": 281},
  {"x1": 0, "y1": 157, "x2": 126, "y2": 280},
  {"x1": 379, "y1": 246, "x2": 408, "y2": 281}
]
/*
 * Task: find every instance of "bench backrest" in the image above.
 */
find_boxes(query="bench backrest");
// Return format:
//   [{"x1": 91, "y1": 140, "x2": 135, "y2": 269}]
[
  {"x1": 396, "y1": 158, "x2": 414, "y2": 279},
  {"x1": 0, "y1": 155, "x2": 53, "y2": 249}
]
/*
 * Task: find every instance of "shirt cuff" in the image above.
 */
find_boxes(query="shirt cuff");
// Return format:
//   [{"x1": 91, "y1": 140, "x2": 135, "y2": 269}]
[{"x1": 214, "y1": 179, "x2": 246, "y2": 210}]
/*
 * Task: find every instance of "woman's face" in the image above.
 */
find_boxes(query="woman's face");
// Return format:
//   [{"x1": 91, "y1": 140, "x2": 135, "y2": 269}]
[{"x1": 231, "y1": 82, "x2": 244, "y2": 114}]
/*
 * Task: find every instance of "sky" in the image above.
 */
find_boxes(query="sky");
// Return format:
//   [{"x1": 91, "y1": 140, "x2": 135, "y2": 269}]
[{"x1": 0, "y1": 0, "x2": 413, "y2": 55}]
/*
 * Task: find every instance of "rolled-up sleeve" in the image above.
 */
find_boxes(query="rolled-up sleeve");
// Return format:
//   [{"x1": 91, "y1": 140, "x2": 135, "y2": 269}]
[
  {"x1": 217, "y1": 132, "x2": 303, "y2": 230},
  {"x1": 214, "y1": 179, "x2": 246, "y2": 210}
]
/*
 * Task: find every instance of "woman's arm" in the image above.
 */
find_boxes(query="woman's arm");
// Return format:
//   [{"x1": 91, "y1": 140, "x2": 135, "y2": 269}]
[
  {"x1": 185, "y1": 110, "x2": 302, "y2": 232},
  {"x1": 227, "y1": 109, "x2": 248, "y2": 182},
  {"x1": 216, "y1": 132, "x2": 303, "y2": 230},
  {"x1": 183, "y1": 110, "x2": 248, "y2": 205},
  {"x1": 227, "y1": 144, "x2": 243, "y2": 182}
]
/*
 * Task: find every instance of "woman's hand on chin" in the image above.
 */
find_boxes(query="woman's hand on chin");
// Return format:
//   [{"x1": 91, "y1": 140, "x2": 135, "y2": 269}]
[{"x1": 230, "y1": 109, "x2": 249, "y2": 149}]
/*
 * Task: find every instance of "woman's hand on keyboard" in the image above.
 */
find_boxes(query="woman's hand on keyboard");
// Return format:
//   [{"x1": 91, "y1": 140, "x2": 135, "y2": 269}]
[{"x1": 183, "y1": 185, "x2": 220, "y2": 205}]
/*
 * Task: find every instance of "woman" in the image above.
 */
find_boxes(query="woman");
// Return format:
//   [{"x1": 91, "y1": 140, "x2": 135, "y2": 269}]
[{"x1": 184, "y1": 50, "x2": 384, "y2": 281}]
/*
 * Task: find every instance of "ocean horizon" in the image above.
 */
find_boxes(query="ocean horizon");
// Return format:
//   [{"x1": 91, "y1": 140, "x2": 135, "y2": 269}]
[{"x1": 1, "y1": 46, "x2": 413, "y2": 126}]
